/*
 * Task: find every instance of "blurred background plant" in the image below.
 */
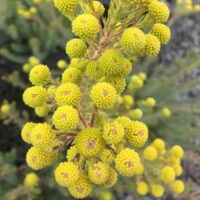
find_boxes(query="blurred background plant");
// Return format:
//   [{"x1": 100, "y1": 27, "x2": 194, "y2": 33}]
[{"x1": 0, "y1": 0, "x2": 72, "y2": 64}]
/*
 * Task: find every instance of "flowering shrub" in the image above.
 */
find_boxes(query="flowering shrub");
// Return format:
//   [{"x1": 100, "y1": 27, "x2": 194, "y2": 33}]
[{"x1": 21, "y1": 0, "x2": 185, "y2": 199}]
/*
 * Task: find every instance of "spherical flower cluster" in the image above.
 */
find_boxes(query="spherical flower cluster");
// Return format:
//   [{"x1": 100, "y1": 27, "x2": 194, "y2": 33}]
[
  {"x1": 123, "y1": 95, "x2": 134, "y2": 108},
  {"x1": 99, "y1": 49, "x2": 124, "y2": 76},
  {"x1": 54, "y1": 162, "x2": 79, "y2": 187},
  {"x1": 148, "y1": 1, "x2": 170, "y2": 23},
  {"x1": 90, "y1": 82, "x2": 117, "y2": 109},
  {"x1": 52, "y1": 105, "x2": 79, "y2": 130},
  {"x1": 100, "y1": 149, "x2": 115, "y2": 164},
  {"x1": 151, "y1": 184, "x2": 164, "y2": 197},
  {"x1": 126, "y1": 121, "x2": 149, "y2": 147},
  {"x1": 121, "y1": 28, "x2": 146, "y2": 55},
  {"x1": 161, "y1": 166, "x2": 176, "y2": 184},
  {"x1": 137, "y1": 181, "x2": 149, "y2": 196},
  {"x1": 24, "y1": 173, "x2": 39, "y2": 187},
  {"x1": 105, "y1": 76, "x2": 126, "y2": 94},
  {"x1": 86, "y1": 60, "x2": 104, "y2": 80},
  {"x1": 23, "y1": 86, "x2": 48, "y2": 108},
  {"x1": 143, "y1": 145, "x2": 158, "y2": 160},
  {"x1": 72, "y1": 14, "x2": 100, "y2": 41},
  {"x1": 55, "y1": 83, "x2": 81, "y2": 106},
  {"x1": 31, "y1": 123, "x2": 56, "y2": 151},
  {"x1": 84, "y1": 1, "x2": 105, "y2": 16},
  {"x1": 29, "y1": 64, "x2": 51, "y2": 86},
  {"x1": 141, "y1": 34, "x2": 161, "y2": 56},
  {"x1": 151, "y1": 23, "x2": 171, "y2": 45},
  {"x1": 26, "y1": 146, "x2": 56, "y2": 170},
  {"x1": 115, "y1": 148, "x2": 140, "y2": 177},
  {"x1": 162, "y1": 107, "x2": 172, "y2": 118},
  {"x1": 171, "y1": 180, "x2": 185, "y2": 194},
  {"x1": 75, "y1": 128, "x2": 104, "y2": 158},
  {"x1": 66, "y1": 39, "x2": 87, "y2": 58},
  {"x1": 70, "y1": 58, "x2": 88, "y2": 72},
  {"x1": 35, "y1": 104, "x2": 49, "y2": 117},
  {"x1": 103, "y1": 121, "x2": 125, "y2": 144},
  {"x1": 68, "y1": 175, "x2": 92, "y2": 199},
  {"x1": 54, "y1": 0, "x2": 79, "y2": 17},
  {"x1": 62, "y1": 67, "x2": 82, "y2": 85},
  {"x1": 88, "y1": 162, "x2": 110, "y2": 184},
  {"x1": 21, "y1": 122, "x2": 37, "y2": 144},
  {"x1": 100, "y1": 168, "x2": 118, "y2": 188}
]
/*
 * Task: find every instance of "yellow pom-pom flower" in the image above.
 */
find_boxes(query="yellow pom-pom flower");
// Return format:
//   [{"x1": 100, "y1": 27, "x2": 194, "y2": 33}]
[
  {"x1": 55, "y1": 83, "x2": 81, "y2": 106},
  {"x1": 62, "y1": 67, "x2": 82, "y2": 85},
  {"x1": 103, "y1": 121, "x2": 125, "y2": 144},
  {"x1": 29, "y1": 64, "x2": 51, "y2": 86},
  {"x1": 75, "y1": 128, "x2": 104, "y2": 158},
  {"x1": 146, "y1": 97, "x2": 156, "y2": 107},
  {"x1": 35, "y1": 104, "x2": 49, "y2": 117},
  {"x1": 105, "y1": 76, "x2": 126, "y2": 94},
  {"x1": 52, "y1": 105, "x2": 79, "y2": 130},
  {"x1": 68, "y1": 175, "x2": 92, "y2": 199},
  {"x1": 151, "y1": 23, "x2": 171, "y2": 44},
  {"x1": 24, "y1": 173, "x2": 39, "y2": 187},
  {"x1": 100, "y1": 149, "x2": 115, "y2": 164},
  {"x1": 171, "y1": 180, "x2": 185, "y2": 194},
  {"x1": 100, "y1": 168, "x2": 118, "y2": 188},
  {"x1": 123, "y1": 95, "x2": 134, "y2": 108},
  {"x1": 54, "y1": 0, "x2": 79, "y2": 17},
  {"x1": 137, "y1": 181, "x2": 149, "y2": 196},
  {"x1": 121, "y1": 58, "x2": 133, "y2": 76},
  {"x1": 151, "y1": 184, "x2": 164, "y2": 198},
  {"x1": 90, "y1": 82, "x2": 117, "y2": 109},
  {"x1": 86, "y1": 60, "x2": 104, "y2": 80},
  {"x1": 172, "y1": 164, "x2": 183, "y2": 176},
  {"x1": 143, "y1": 146, "x2": 158, "y2": 160},
  {"x1": 70, "y1": 58, "x2": 88, "y2": 72},
  {"x1": 126, "y1": 121, "x2": 148, "y2": 147},
  {"x1": 88, "y1": 162, "x2": 109, "y2": 184},
  {"x1": 23, "y1": 86, "x2": 48, "y2": 108},
  {"x1": 31, "y1": 123, "x2": 55, "y2": 151},
  {"x1": 161, "y1": 166, "x2": 176, "y2": 184},
  {"x1": 148, "y1": 1, "x2": 170, "y2": 23},
  {"x1": 128, "y1": 109, "x2": 143, "y2": 120},
  {"x1": 116, "y1": 116, "x2": 132, "y2": 133},
  {"x1": 121, "y1": 28, "x2": 146, "y2": 55},
  {"x1": 21, "y1": 122, "x2": 37, "y2": 144},
  {"x1": 26, "y1": 147, "x2": 56, "y2": 170},
  {"x1": 141, "y1": 34, "x2": 161, "y2": 56},
  {"x1": 1, "y1": 104, "x2": 10, "y2": 114},
  {"x1": 57, "y1": 60, "x2": 67, "y2": 69},
  {"x1": 152, "y1": 138, "x2": 166, "y2": 151},
  {"x1": 115, "y1": 148, "x2": 140, "y2": 177},
  {"x1": 162, "y1": 107, "x2": 172, "y2": 118},
  {"x1": 28, "y1": 56, "x2": 40, "y2": 66},
  {"x1": 72, "y1": 14, "x2": 100, "y2": 41},
  {"x1": 54, "y1": 162, "x2": 79, "y2": 187},
  {"x1": 171, "y1": 145, "x2": 184, "y2": 158},
  {"x1": 84, "y1": 1, "x2": 105, "y2": 16},
  {"x1": 135, "y1": 162, "x2": 144, "y2": 175},
  {"x1": 99, "y1": 49, "x2": 124, "y2": 76},
  {"x1": 138, "y1": 72, "x2": 147, "y2": 81},
  {"x1": 66, "y1": 38, "x2": 87, "y2": 58}
]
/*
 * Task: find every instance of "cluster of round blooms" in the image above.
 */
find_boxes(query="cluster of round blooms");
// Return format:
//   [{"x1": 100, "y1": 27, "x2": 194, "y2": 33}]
[
  {"x1": 136, "y1": 138, "x2": 185, "y2": 198},
  {"x1": 20, "y1": 1, "x2": 184, "y2": 199}
]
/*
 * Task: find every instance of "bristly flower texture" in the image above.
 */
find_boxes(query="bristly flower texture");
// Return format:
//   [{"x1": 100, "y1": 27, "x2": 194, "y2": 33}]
[{"x1": 21, "y1": 0, "x2": 185, "y2": 199}]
